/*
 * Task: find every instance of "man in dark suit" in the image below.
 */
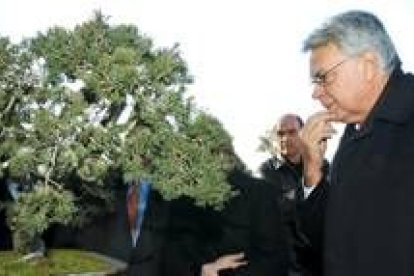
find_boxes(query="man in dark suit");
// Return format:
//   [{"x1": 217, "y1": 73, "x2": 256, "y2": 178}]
[
  {"x1": 127, "y1": 185, "x2": 221, "y2": 276},
  {"x1": 301, "y1": 10, "x2": 414, "y2": 276},
  {"x1": 128, "y1": 166, "x2": 289, "y2": 276},
  {"x1": 260, "y1": 114, "x2": 329, "y2": 276},
  {"x1": 207, "y1": 168, "x2": 289, "y2": 276}
]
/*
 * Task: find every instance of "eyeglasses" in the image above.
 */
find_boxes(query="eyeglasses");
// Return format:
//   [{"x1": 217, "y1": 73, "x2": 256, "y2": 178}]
[{"x1": 311, "y1": 58, "x2": 349, "y2": 86}]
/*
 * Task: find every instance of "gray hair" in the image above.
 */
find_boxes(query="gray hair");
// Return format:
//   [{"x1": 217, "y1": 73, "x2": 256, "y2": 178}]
[{"x1": 303, "y1": 10, "x2": 400, "y2": 74}]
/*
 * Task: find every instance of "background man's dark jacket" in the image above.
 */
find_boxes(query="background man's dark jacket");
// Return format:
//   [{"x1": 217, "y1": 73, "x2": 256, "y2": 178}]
[
  {"x1": 260, "y1": 157, "x2": 329, "y2": 276},
  {"x1": 216, "y1": 169, "x2": 288, "y2": 276},
  {"x1": 128, "y1": 168, "x2": 289, "y2": 276}
]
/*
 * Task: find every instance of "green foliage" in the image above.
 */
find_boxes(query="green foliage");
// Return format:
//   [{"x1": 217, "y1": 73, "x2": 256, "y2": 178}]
[
  {"x1": 122, "y1": 113, "x2": 237, "y2": 209},
  {"x1": 7, "y1": 185, "x2": 76, "y2": 253},
  {"x1": 0, "y1": 11, "x2": 242, "y2": 252}
]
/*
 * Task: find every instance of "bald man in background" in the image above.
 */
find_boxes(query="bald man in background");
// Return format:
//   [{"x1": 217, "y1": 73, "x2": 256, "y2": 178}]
[{"x1": 260, "y1": 114, "x2": 329, "y2": 276}]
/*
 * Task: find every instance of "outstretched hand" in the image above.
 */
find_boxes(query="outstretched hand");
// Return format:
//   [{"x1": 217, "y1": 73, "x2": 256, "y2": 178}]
[{"x1": 201, "y1": 252, "x2": 247, "y2": 276}]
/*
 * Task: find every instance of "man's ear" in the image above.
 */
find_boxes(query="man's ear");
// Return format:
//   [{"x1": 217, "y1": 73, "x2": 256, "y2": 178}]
[{"x1": 360, "y1": 51, "x2": 379, "y2": 81}]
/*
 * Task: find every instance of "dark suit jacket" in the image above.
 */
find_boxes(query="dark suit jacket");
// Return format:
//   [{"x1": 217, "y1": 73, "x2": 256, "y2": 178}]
[
  {"x1": 0, "y1": 178, "x2": 13, "y2": 250},
  {"x1": 324, "y1": 66, "x2": 414, "y2": 276},
  {"x1": 216, "y1": 169, "x2": 288, "y2": 276},
  {"x1": 260, "y1": 158, "x2": 329, "y2": 276},
  {"x1": 128, "y1": 168, "x2": 289, "y2": 276},
  {"x1": 128, "y1": 188, "x2": 220, "y2": 276}
]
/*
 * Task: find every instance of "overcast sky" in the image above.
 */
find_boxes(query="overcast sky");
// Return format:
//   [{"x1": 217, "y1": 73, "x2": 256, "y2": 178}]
[{"x1": 1, "y1": 0, "x2": 413, "y2": 172}]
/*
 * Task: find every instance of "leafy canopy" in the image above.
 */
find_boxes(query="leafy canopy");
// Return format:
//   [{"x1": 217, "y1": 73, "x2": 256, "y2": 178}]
[{"x1": 0, "y1": 11, "x2": 243, "y2": 252}]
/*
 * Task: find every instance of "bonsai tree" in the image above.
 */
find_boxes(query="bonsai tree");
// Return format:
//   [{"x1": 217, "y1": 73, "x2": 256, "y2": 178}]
[{"x1": 0, "y1": 12, "x2": 238, "y2": 254}]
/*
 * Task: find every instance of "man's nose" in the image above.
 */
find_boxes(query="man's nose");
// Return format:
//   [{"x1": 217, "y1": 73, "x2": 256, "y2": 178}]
[{"x1": 312, "y1": 84, "x2": 325, "y2": 99}]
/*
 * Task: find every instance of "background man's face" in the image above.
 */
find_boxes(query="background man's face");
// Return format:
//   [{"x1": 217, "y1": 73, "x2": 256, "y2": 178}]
[{"x1": 273, "y1": 116, "x2": 302, "y2": 162}]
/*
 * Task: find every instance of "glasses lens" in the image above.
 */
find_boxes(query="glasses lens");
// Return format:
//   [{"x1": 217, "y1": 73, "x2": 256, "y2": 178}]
[{"x1": 312, "y1": 58, "x2": 348, "y2": 86}]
